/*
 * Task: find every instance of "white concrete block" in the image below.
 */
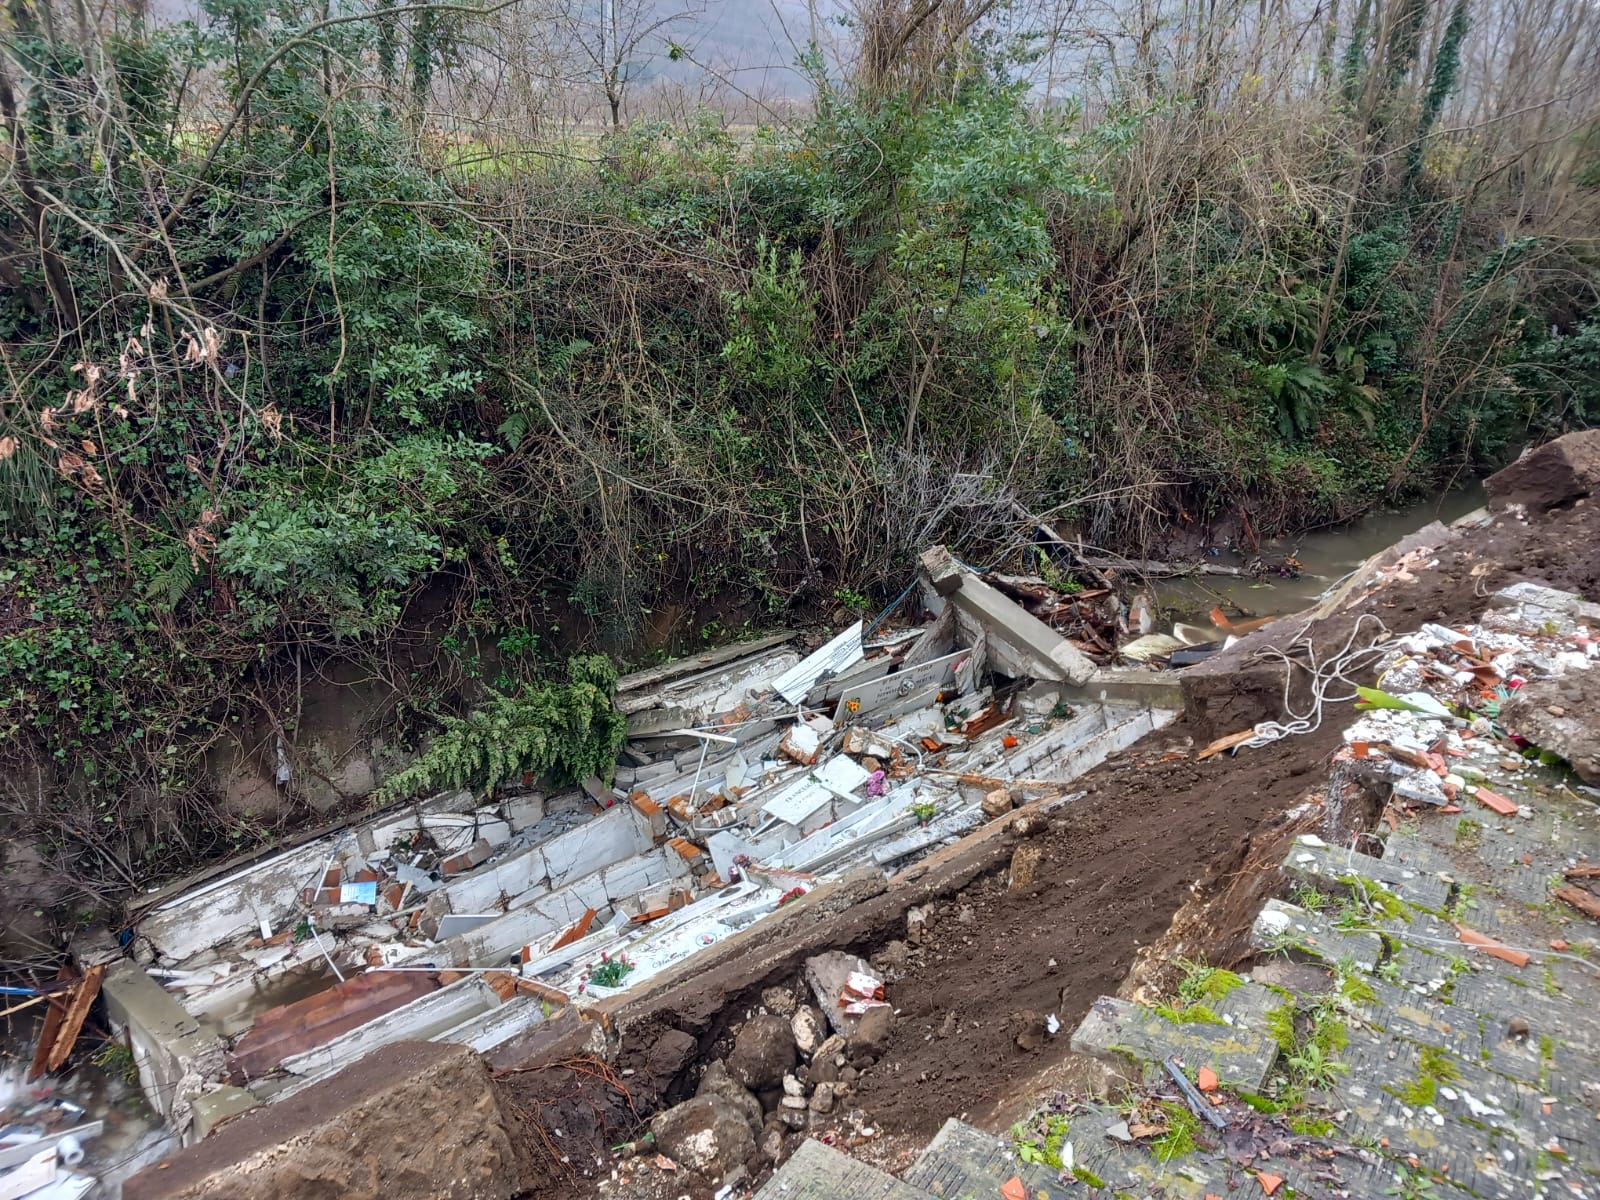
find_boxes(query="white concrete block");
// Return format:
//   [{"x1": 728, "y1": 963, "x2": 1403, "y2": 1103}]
[
  {"x1": 504, "y1": 793, "x2": 545, "y2": 832},
  {"x1": 435, "y1": 843, "x2": 548, "y2": 914},
  {"x1": 542, "y1": 805, "x2": 653, "y2": 890},
  {"x1": 434, "y1": 907, "x2": 562, "y2": 968},
  {"x1": 438, "y1": 993, "x2": 547, "y2": 1053},
  {"x1": 598, "y1": 847, "x2": 691, "y2": 904},
  {"x1": 138, "y1": 789, "x2": 483, "y2": 962}
]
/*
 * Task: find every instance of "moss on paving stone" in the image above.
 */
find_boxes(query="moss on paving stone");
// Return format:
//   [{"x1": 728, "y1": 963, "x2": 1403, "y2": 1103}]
[
  {"x1": 1151, "y1": 1101, "x2": 1201, "y2": 1163},
  {"x1": 1391, "y1": 1046, "x2": 1462, "y2": 1107},
  {"x1": 1265, "y1": 1002, "x2": 1298, "y2": 1055}
]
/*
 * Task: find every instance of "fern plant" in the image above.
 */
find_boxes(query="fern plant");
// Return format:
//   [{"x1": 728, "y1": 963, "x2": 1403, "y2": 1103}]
[{"x1": 377, "y1": 655, "x2": 626, "y2": 801}]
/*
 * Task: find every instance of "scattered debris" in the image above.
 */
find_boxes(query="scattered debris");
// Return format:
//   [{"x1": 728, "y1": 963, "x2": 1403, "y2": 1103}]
[
  {"x1": 1163, "y1": 1057, "x2": 1228, "y2": 1130},
  {"x1": 67, "y1": 543, "x2": 1186, "y2": 1138}
]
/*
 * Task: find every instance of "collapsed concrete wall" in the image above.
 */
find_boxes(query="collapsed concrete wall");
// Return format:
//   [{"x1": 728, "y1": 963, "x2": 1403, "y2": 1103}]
[
  {"x1": 87, "y1": 543, "x2": 1185, "y2": 1158},
  {"x1": 99, "y1": 958, "x2": 227, "y2": 1130}
]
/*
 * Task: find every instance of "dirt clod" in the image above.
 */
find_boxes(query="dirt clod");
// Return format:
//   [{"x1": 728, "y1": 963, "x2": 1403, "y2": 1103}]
[
  {"x1": 645, "y1": 1030, "x2": 698, "y2": 1082},
  {"x1": 1008, "y1": 843, "x2": 1044, "y2": 892},
  {"x1": 760, "y1": 986, "x2": 797, "y2": 1016},
  {"x1": 849, "y1": 1005, "x2": 895, "y2": 1058}
]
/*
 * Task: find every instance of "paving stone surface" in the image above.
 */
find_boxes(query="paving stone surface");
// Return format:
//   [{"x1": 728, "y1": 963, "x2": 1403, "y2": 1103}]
[
  {"x1": 1282, "y1": 836, "x2": 1454, "y2": 912},
  {"x1": 1252, "y1": 898, "x2": 1386, "y2": 969},
  {"x1": 752, "y1": 1137, "x2": 931, "y2": 1200},
  {"x1": 1070, "y1": 995, "x2": 1280, "y2": 1091},
  {"x1": 903, "y1": 1118, "x2": 1073, "y2": 1199},
  {"x1": 1052, "y1": 590, "x2": 1600, "y2": 1198}
]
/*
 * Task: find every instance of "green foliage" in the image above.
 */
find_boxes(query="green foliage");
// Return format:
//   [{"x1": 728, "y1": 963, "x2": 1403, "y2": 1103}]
[
  {"x1": 90, "y1": 1040, "x2": 142, "y2": 1086},
  {"x1": 219, "y1": 436, "x2": 492, "y2": 637},
  {"x1": 721, "y1": 237, "x2": 821, "y2": 397},
  {"x1": 377, "y1": 655, "x2": 627, "y2": 800},
  {"x1": 1154, "y1": 959, "x2": 1244, "y2": 1025},
  {"x1": 585, "y1": 953, "x2": 635, "y2": 989},
  {"x1": 1289, "y1": 1114, "x2": 1337, "y2": 1137},
  {"x1": 1, "y1": 0, "x2": 1595, "y2": 925},
  {"x1": 1011, "y1": 1111, "x2": 1073, "y2": 1169},
  {"x1": 1151, "y1": 1101, "x2": 1202, "y2": 1162},
  {"x1": 1393, "y1": 1045, "x2": 1460, "y2": 1105},
  {"x1": 1406, "y1": 0, "x2": 1470, "y2": 185}
]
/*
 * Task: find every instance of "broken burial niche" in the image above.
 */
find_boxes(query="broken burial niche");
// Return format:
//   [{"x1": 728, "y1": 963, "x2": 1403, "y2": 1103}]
[{"x1": 84, "y1": 546, "x2": 1177, "y2": 1140}]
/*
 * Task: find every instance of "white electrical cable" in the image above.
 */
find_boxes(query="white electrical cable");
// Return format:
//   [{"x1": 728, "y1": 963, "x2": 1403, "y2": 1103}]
[{"x1": 1242, "y1": 613, "x2": 1401, "y2": 749}]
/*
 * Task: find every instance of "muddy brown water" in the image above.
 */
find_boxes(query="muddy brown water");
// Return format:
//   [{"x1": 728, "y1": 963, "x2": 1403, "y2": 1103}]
[{"x1": 1159, "y1": 482, "x2": 1487, "y2": 624}]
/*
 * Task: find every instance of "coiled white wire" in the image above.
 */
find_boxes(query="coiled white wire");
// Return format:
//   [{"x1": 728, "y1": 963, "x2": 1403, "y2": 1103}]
[{"x1": 1242, "y1": 613, "x2": 1402, "y2": 748}]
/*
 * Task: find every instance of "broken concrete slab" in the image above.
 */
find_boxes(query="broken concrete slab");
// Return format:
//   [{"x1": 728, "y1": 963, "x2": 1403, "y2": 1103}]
[
  {"x1": 626, "y1": 706, "x2": 696, "y2": 738},
  {"x1": 831, "y1": 648, "x2": 964, "y2": 722},
  {"x1": 773, "y1": 621, "x2": 866, "y2": 704},
  {"x1": 133, "y1": 789, "x2": 479, "y2": 963},
  {"x1": 615, "y1": 631, "x2": 796, "y2": 695},
  {"x1": 1488, "y1": 580, "x2": 1590, "y2": 616},
  {"x1": 1484, "y1": 430, "x2": 1600, "y2": 512},
  {"x1": 1066, "y1": 668, "x2": 1186, "y2": 711},
  {"x1": 1281, "y1": 835, "x2": 1451, "y2": 913},
  {"x1": 751, "y1": 1135, "x2": 930, "y2": 1200},
  {"x1": 1498, "y1": 672, "x2": 1600, "y2": 783},
  {"x1": 503, "y1": 792, "x2": 544, "y2": 833},
  {"x1": 615, "y1": 643, "x2": 801, "y2": 716},
  {"x1": 541, "y1": 802, "x2": 656, "y2": 891},
  {"x1": 920, "y1": 545, "x2": 964, "y2": 596},
  {"x1": 803, "y1": 654, "x2": 892, "y2": 708},
  {"x1": 124, "y1": 1041, "x2": 534, "y2": 1200},
  {"x1": 101, "y1": 959, "x2": 226, "y2": 1130},
  {"x1": 946, "y1": 575, "x2": 1096, "y2": 685},
  {"x1": 190, "y1": 1086, "x2": 258, "y2": 1140},
  {"x1": 1251, "y1": 898, "x2": 1384, "y2": 971},
  {"x1": 1070, "y1": 995, "x2": 1278, "y2": 1091}
]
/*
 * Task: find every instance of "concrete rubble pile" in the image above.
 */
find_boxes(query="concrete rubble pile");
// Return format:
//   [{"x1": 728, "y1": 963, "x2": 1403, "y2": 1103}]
[
  {"x1": 631, "y1": 950, "x2": 897, "y2": 1194},
  {"x1": 80, "y1": 546, "x2": 1180, "y2": 1144},
  {"x1": 1333, "y1": 578, "x2": 1600, "y2": 819}
]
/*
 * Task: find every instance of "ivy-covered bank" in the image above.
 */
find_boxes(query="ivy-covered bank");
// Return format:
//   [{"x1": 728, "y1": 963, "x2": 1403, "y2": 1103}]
[{"x1": 1, "y1": 0, "x2": 1597, "y2": 919}]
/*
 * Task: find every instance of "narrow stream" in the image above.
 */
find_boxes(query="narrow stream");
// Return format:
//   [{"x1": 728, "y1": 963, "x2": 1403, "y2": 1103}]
[{"x1": 1159, "y1": 483, "x2": 1487, "y2": 624}]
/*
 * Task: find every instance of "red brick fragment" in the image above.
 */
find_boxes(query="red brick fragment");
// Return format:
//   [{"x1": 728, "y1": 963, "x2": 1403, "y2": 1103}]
[
  {"x1": 1475, "y1": 787, "x2": 1518, "y2": 816},
  {"x1": 1454, "y1": 923, "x2": 1531, "y2": 967}
]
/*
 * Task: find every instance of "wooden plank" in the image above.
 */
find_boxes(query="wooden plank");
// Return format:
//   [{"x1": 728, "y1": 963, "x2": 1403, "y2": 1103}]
[
  {"x1": 26, "y1": 967, "x2": 72, "y2": 1081},
  {"x1": 43, "y1": 963, "x2": 106, "y2": 1074}
]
